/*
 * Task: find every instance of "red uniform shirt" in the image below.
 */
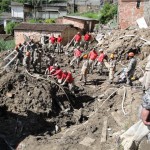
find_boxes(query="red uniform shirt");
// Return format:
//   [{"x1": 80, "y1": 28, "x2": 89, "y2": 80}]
[
  {"x1": 62, "y1": 72, "x2": 68, "y2": 80},
  {"x1": 89, "y1": 50, "x2": 98, "y2": 60},
  {"x1": 74, "y1": 49, "x2": 82, "y2": 57},
  {"x1": 57, "y1": 37, "x2": 62, "y2": 43},
  {"x1": 53, "y1": 69, "x2": 63, "y2": 79},
  {"x1": 74, "y1": 34, "x2": 81, "y2": 42},
  {"x1": 97, "y1": 53, "x2": 105, "y2": 62},
  {"x1": 66, "y1": 72, "x2": 74, "y2": 83},
  {"x1": 48, "y1": 66, "x2": 54, "y2": 71},
  {"x1": 49, "y1": 36, "x2": 56, "y2": 44},
  {"x1": 84, "y1": 34, "x2": 91, "y2": 41}
]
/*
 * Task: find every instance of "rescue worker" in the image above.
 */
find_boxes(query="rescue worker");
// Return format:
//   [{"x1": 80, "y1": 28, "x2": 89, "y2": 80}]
[
  {"x1": 15, "y1": 46, "x2": 24, "y2": 72},
  {"x1": 52, "y1": 66, "x2": 63, "y2": 82},
  {"x1": 33, "y1": 49, "x2": 42, "y2": 73},
  {"x1": 49, "y1": 34, "x2": 56, "y2": 53},
  {"x1": 108, "y1": 53, "x2": 117, "y2": 84},
  {"x1": 88, "y1": 47, "x2": 98, "y2": 74},
  {"x1": 84, "y1": 32, "x2": 91, "y2": 50},
  {"x1": 18, "y1": 43, "x2": 24, "y2": 52},
  {"x1": 97, "y1": 49, "x2": 105, "y2": 75},
  {"x1": 80, "y1": 54, "x2": 89, "y2": 85},
  {"x1": 23, "y1": 50, "x2": 31, "y2": 71},
  {"x1": 61, "y1": 71, "x2": 75, "y2": 93},
  {"x1": 70, "y1": 46, "x2": 82, "y2": 68},
  {"x1": 126, "y1": 52, "x2": 137, "y2": 86},
  {"x1": 74, "y1": 32, "x2": 81, "y2": 47},
  {"x1": 59, "y1": 70, "x2": 68, "y2": 84},
  {"x1": 57, "y1": 35, "x2": 63, "y2": 54},
  {"x1": 140, "y1": 55, "x2": 150, "y2": 125}
]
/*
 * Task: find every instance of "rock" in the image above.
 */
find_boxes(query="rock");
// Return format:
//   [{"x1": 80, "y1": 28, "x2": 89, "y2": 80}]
[
  {"x1": 6, "y1": 92, "x2": 14, "y2": 98},
  {"x1": 79, "y1": 137, "x2": 95, "y2": 147}
]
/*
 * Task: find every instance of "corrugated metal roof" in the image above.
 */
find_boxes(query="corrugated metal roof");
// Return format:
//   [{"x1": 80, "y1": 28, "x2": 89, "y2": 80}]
[
  {"x1": 64, "y1": 15, "x2": 98, "y2": 21},
  {"x1": 68, "y1": 0, "x2": 101, "y2": 5},
  {"x1": 14, "y1": 23, "x2": 73, "y2": 32}
]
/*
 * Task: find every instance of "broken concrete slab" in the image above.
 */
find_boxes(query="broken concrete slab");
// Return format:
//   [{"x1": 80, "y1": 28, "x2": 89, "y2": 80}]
[{"x1": 79, "y1": 137, "x2": 95, "y2": 147}]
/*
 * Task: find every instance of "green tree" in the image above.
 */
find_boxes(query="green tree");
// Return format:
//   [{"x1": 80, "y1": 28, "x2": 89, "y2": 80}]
[
  {"x1": 5, "y1": 22, "x2": 18, "y2": 35},
  {"x1": 99, "y1": 3, "x2": 117, "y2": 24}
]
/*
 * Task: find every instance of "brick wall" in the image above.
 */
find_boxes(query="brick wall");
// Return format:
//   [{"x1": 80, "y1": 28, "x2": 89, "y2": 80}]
[
  {"x1": 62, "y1": 18, "x2": 85, "y2": 30},
  {"x1": 118, "y1": 0, "x2": 144, "y2": 29}
]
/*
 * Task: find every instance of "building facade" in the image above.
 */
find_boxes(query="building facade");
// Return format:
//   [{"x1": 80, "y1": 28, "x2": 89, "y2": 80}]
[
  {"x1": 56, "y1": 16, "x2": 99, "y2": 33},
  {"x1": 14, "y1": 23, "x2": 78, "y2": 45},
  {"x1": 118, "y1": 0, "x2": 150, "y2": 29}
]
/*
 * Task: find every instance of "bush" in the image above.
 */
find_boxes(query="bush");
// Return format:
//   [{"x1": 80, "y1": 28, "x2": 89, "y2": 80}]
[
  {"x1": 5, "y1": 22, "x2": 18, "y2": 34},
  {"x1": 0, "y1": 40, "x2": 15, "y2": 52},
  {"x1": 44, "y1": 19, "x2": 55, "y2": 24},
  {"x1": 99, "y1": 3, "x2": 117, "y2": 24}
]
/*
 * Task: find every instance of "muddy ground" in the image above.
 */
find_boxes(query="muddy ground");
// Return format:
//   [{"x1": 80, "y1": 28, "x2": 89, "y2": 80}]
[{"x1": 0, "y1": 29, "x2": 150, "y2": 150}]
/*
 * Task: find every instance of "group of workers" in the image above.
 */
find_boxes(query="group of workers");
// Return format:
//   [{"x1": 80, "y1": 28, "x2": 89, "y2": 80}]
[
  {"x1": 45, "y1": 63, "x2": 74, "y2": 93},
  {"x1": 13, "y1": 31, "x2": 139, "y2": 95}
]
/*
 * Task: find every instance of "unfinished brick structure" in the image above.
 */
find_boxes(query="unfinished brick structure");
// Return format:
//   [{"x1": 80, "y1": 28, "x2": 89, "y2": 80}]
[
  {"x1": 14, "y1": 23, "x2": 78, "y2": 45},
  {"x1": 57, "y1": 16, "x2": 99, "y2": 33},
  {"x1": 118, "y1": 0, "x2": 150, "y2": 29}
]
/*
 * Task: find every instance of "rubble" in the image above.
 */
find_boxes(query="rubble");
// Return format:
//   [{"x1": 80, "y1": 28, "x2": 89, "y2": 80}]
[{"x1": 0, "y1": 27, "x2": 150, "y2": 150}]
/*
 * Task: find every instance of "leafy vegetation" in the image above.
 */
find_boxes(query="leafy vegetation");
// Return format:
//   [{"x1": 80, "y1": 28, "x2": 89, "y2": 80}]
[
  {"x1": 0, "y1": 40, "x2": 15, "y2": 52},
  {"x1": 44, "y1": 19, "x2": 55, "y2": 24},
  {"x1": 99, "y1": 3, "x2": 117, "y2": 24},
  {"x1": 5, "y1": 22, "x2": 19, "y2": 35}
]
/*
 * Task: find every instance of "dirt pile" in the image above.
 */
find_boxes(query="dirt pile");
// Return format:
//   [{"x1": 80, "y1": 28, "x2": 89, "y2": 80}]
[
  {"x1": 98, "y1": 28, "x2": 150, "y2": 57},
  {"x1": 0, "y1": 71, "x2": 54, "y2": 115}
]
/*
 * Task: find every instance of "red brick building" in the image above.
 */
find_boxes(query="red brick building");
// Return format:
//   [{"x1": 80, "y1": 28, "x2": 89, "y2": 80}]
[
  {"x1": 57, "y1": 16, "x2": 99, "y2": 33},
  {"x1": 14, "y1": 23, "x2": 78, "y2": 45},
  {"x1": 118, "y1": 0, "x2": 150, "y2": 29}
]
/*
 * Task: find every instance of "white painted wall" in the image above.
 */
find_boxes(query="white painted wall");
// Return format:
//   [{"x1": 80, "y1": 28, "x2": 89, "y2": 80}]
[{"x1": 11, "y1": 6, "x2": 24, "y2": 18}]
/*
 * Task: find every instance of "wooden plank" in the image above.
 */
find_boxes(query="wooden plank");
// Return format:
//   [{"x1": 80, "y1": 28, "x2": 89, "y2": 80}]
[
  {"x1": 100, "y1": 117, "x2": 108, "y2": 143},
  {"x1": 111, "y1": 111, "x2": 125, "y2": 127}
]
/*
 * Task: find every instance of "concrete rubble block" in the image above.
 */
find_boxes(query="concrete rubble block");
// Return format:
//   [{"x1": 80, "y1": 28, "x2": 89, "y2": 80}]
[
  {"x1": 79, "y1": 137, "x2": 95, "y2": 147},
  {"x1": 6, "y1": 92, "x2": 14, "y2": 98}
]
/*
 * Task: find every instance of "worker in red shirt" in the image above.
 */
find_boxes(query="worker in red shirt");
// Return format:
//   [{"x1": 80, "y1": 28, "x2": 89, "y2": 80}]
[
  {"x1": 49, "y1": 34, "x2": 56, "y2": 53},
  {"x1": 88, "y1": 47, "x2": 98, "y2": 73},
  {"x1": 97, "y1": 49, "x2": 105, "y2": 75},
  {"x1": 61, "y1": 71, "x2": 75, "y2": 93},
  {"x1": 84, "y1": 32, "x2": 91, "y2": 50},
  {"x1": 74, "y1": 32, "x2": 81, "y2": 47},
  {"x1": 45, "y1": 63, "x2": 58, "y2": 76},
  {"x1": 57, "y1": 35, "x2": 63, "y2": 54},
  {"x1": 70, "y1": 46, "x2": 82, "y2": 68},
  {"x1": 53, "y1": 66, "x2": 63, "y2": 81}
]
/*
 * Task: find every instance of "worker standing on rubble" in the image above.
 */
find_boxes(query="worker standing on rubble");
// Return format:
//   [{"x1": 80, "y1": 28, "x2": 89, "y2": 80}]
[
  {"x1": 80, "y1": 54, "x2": 89, "y2": 85},
  {"x1": 74, "y1": 32, "x2": 81, "y2": 47},
  {"x1": 84, "y1": 32, "x2": 91, "y2": 50},
  {"x1": 97, "y1": 49, "x2": 105, "y2": 75},
  {"x1": 109, "y1": 53, "x2": 117, "y2": 84},
  {"x1": 88, "y1": 47, "x2": 98, "y2": 74},
  {"x1": 126, "y1": 52, "x2": 137, "y2": 86},
  {"x1": 15, "y1": 46, "x2": 24, "y2": 72},
  {"x1": 23, "y1": 50, "x2": 31, "y2": 71},
  {"x1": 140, "y1": 55, "x2": 150, "y2": 125},
  {"x1": 57, "y1": 35, "x2": 63, "y2": 54},
  {"x1": 61, "y1": 71, "x2": 75, "y2": 93},
  {"x1": 49, "y1": 34, "x2": 56, "y2": 53},
  {"x1": 70, "y1": 46, "x2": 82, "y2": 68},
  {"x1": 33, "y1": 49, "x2": 42, "y2": 73}
]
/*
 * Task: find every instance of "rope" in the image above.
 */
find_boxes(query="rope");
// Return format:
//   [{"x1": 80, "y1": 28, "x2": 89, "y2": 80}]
[
  {"x1": 25, "y1": 69, "x2": 74, "y2": 109},
  {"x1": 122, "y1": 86, "x2": 127, "y2": 116}
]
